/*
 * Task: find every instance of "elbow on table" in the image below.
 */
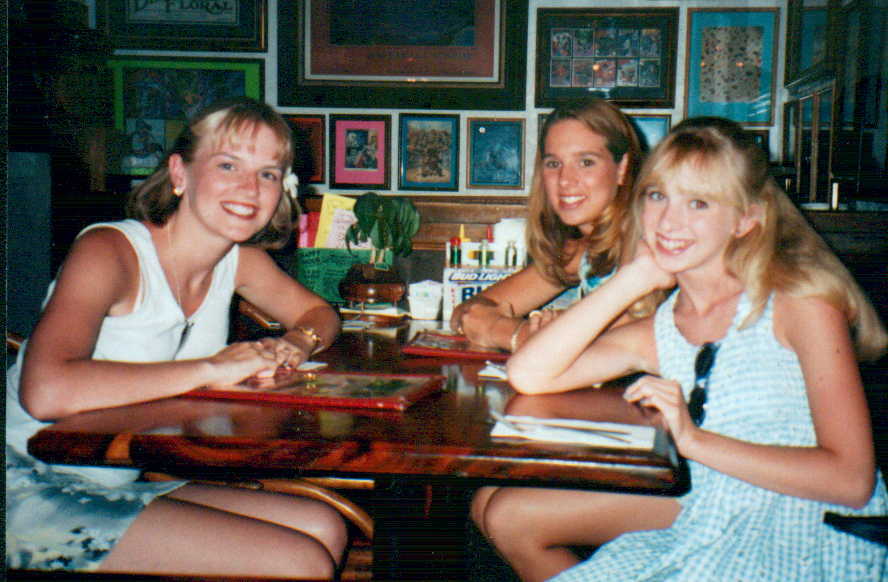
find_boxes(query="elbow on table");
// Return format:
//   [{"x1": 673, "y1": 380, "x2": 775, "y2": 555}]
[
  {"x1": 20, "y1": 382, "x2": 77, "y2": 421},
  {"x1": 506, "y1": 360, "x2": 552, "y2": 395}
]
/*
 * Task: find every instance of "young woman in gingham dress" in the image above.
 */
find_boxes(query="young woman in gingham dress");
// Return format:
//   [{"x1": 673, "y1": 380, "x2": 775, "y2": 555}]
[{"x1": 499, "y1": 118, "x2": 887, "y2": 581}]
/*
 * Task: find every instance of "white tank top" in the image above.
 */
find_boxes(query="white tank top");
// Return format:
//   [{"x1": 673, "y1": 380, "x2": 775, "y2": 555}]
[{"x1": 5, "y1": 219, "x2": 239, "y2": 485}]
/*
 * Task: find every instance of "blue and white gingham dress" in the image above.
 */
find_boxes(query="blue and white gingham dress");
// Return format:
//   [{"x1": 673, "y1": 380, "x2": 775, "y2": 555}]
[{"x1": 551, "y1": 291, "x2": 888, "y2": 582}]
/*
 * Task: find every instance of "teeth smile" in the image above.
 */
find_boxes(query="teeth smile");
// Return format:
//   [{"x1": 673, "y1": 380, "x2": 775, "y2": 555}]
[
  {"x1": 658, "y1": 236, "x2": 691, "y2": 252},
  {"x1": 561, "y1": 195, "x2": 585, "y2": 205},
  {"x1": 222, "y1": 202, "x2": 257, "y2": 218}
]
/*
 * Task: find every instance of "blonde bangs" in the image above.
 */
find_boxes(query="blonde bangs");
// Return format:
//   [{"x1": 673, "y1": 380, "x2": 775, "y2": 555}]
[{"x1": 200, "y1": 110, "x2": 293, "y2": 171}]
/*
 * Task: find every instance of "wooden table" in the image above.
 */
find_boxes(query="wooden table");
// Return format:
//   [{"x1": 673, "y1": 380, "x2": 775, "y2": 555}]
[{"x1": 27, "y1": 323, "x2": 687, "y2": 578}]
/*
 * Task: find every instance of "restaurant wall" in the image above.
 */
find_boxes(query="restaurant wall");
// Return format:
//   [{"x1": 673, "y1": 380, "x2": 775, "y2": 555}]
[{"x1": 89, "y1": 0, "x2": 787, "y2": 198}]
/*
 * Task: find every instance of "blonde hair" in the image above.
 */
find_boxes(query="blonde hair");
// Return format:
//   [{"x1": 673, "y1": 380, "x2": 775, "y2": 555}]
[
  {"x1": 627, "y1": 118, "x2": 886, "y2": 360},
  {"x1": 126, "y1": 97, "x2": 295, "y2": 249},
  {"x1": 527, "y1": 99, "x2": 642, "y2": 285}
]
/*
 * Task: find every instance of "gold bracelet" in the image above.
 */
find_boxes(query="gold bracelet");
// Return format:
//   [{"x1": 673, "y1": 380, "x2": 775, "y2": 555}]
[
  {"x1": 292, "y1": 326, "x2": 322, "y2": 354},
  {"x1": 509, "y1": 319, "x2": 528, "y2": 353}
]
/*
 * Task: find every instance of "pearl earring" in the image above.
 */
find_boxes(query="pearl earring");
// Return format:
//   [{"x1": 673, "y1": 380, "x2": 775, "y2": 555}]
[{"x1": 173, "y1": 186, "x2": 184, "y2": 196}]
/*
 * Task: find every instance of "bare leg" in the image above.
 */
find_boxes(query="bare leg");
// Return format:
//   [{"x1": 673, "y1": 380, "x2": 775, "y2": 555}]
[
  {"x1": 471, "y1": 485, "x2": 500, "y2": 537},
  {"x1": 98, "y1": 496, "x2": 337, "y2": 579},
  {"x1": 165, "y1": 483, "x2": 348, "y2": 564},
  {"x1": 479, "y1": 487, "x2": 680, "y2": 582}
]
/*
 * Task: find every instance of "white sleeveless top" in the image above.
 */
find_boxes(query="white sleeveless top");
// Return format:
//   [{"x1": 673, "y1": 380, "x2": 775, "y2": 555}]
[{"x1": 5, "y1": 219, "x2": 239, "y2": 485}]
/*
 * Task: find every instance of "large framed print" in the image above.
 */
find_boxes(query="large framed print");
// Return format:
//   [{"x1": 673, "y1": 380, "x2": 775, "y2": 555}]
[
  {"x1": 628, "y1": 114, "x2": 671, "y2": 152},
  {"x1": 685, "y1": 8, "x2": 778, "y2": 126},
  {"x1": 108, "y1": 57, "x2": 264, "y2": 176},
  {"x1": 97, "y1": 1, "x2": 267, "y2": 52},
  {"x1": 329, "y1": 115, "x2": 391, "y2": 190},
  {"x1": 286, "y1": 115, "x2": 325, "y2": 184},
  {"x1": 278, "y1": 0, "x2": 528, "y2": 110},
  {"x1": 399, "y1": 114, "x2": 460, "y2": 192},
  {"x1": 535, "y1": 8, "x2": 678, "y2": 108},
  {"x1": 467, "y1": 118, "x2": 525, "y2": 189},
  {"x1": 784, "y1": 0, "x2": 835, "y2": 88}
]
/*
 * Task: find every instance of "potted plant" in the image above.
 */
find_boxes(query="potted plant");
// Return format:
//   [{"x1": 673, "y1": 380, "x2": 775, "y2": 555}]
[{"x1": 339, "y1": 192, "x2": 421, "y2": 304}]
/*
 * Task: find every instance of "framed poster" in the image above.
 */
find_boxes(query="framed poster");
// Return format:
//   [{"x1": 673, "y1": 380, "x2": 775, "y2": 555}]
[
  {"x1": 628, "y1": 114, "x2": 671, "y2": 152},
  {"x1": 286, "y1": 115, "x2": 325, "y2": 184},
  {"x1": 399, "y1": 114, "x2": 459, "y2": 191},
  {"x1": 107, "y1": 57, "x2": 264, "y2": 175},
  {"x1": 467, "y1": 118, "x2": 524, "y2": 189},
  {"x1": 535, "y1": 8, "x2": 678, "y2": 108},
  {"x1": 329, "y1": 115, "x2": 391, "y2": 190},
  {"x1": 785, "y1": 0, "x2": 835, "y2": 88},
  {"x1": 685, "y1": 8, "x2": 779, "y2": 125},
  {"x1": 97, "y1": 1, "x2": 267, "y2": 51},
  {"x1": 278, "y1": 0, "x2": 528, "y2": 110}
]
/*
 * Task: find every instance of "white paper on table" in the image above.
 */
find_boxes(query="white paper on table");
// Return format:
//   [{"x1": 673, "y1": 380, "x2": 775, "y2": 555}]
[{"x1": 490, "y1": 415, "x2": 657, "y2": 451}]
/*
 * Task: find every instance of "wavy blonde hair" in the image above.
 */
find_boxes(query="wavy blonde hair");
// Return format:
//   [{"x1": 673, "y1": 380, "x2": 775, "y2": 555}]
[
  {"x1": 126, "y1": 97, "x2": 295, "y2": 249},
  {"x1": 527, "y1": 99, "x2": 642, "y2": 285},
  {"x1": 627, "y1": 118, "x2": 886, "y2": 360}
]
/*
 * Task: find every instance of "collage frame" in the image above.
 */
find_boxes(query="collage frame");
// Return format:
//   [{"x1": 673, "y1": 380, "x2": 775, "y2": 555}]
[{"x1": 535, "y1": 8, "x2": 679, "y2": 108}]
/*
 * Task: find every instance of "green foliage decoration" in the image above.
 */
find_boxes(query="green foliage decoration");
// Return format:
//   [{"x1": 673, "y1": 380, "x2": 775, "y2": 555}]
[{"x1": 344, "y1": 192, "x2": 421, "y2": 264}]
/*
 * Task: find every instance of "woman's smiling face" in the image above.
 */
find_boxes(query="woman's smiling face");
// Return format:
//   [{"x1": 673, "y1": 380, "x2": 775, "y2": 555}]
[
  {"x1": 541, "y1": 119, "x2": 627, "y2": 236},
  {"x1": 175, "y1": 123, "x2": 285, "y2": 244},
  {"x1": 640, "y1": 161, "x2": 758, "y2": 276}
]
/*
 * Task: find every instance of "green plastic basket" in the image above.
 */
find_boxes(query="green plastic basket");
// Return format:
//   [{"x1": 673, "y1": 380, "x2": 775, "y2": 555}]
[{"x1": 294, "y1": 248, "x2": 393, "y2": 304}]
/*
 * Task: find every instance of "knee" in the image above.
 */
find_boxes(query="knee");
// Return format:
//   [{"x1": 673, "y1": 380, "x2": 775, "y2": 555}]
[
  {"x1": 479, "y1": 491, "x2": 527, "y2": 547},
  {"x1": 470, "y1": 487, "x2": 494, "y2": 529},
  {"x1": 279, "y1": 533, "x2": 337, "y2": 580},
  {"x1": 299, "y1": 501, "x2": 349, "y2": 562}
]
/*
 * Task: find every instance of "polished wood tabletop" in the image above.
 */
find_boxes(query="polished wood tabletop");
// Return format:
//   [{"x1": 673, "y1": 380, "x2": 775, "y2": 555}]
[{"x1": 27, "y1": 323, "x2": 686, "y2": 494}]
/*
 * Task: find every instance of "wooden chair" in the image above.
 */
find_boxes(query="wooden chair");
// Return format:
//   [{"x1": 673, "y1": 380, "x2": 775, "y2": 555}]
[{"x1": 6, "y1": 331, "x2": 374, "y2": 580}]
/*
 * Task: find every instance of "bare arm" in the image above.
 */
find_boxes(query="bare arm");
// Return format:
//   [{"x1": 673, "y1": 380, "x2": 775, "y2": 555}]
[
  {"x1": 623, "y1": 294, "x2": 878, "y2": 508},
  {"x1": 20, "y1": 230, "x2": 279, "y2": 420},
  {"x1": 666, "y1": 295, "x2": 877, "y2": 508},
  {"x1": 507, "y1": 255, "x2": 670, "y2": 394},
  {"x1": 450, "y1": 264, "x2": 566, "y2": 349},
  {"x1": 451, "y1": 242, "x2": 588, "y2": 349},
  {"x1": 235, "y1": 245, "x2": 340, "y2": 363}
]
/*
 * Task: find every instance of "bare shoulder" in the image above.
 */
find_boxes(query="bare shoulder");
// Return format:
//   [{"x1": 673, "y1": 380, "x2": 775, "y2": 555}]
[
  {"x1": 62, "y1": 226, "x2": 138, "y2": 281},
  {"x1": 235, "y1": 244, "x2": 280, "y2": 282},
  {"x1": 773, "y1": 292, "x2": 850, "y2": 350}
]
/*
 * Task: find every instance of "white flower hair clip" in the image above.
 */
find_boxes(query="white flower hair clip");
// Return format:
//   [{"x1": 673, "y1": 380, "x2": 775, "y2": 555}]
[{"x1": 283, "y1": 170, "x2": 299, "y2": 202}]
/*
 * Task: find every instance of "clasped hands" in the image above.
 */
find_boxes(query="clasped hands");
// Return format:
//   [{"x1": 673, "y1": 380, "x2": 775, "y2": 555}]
[
  {"x1": 451, "y1": 295, "x2": 561, "y2": 351},
  {"x1": 207, "y1": 335, "x2": 315, "y2": 388}
]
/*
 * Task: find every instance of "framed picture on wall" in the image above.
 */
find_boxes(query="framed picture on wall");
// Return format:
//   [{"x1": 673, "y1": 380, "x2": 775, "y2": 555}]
[
  {"x1": 97, "y1": 1, "x2": 267, "y2": 51},
  {"x1": 286, "y1": 115, "x2": 325, "y2": 184},
  {"x1": 399, "y1": 114, "x2": 459, "y2": 191},
  {"x1": 328, "y1": 115, "x2": 391, "y2": 190},
  {"x1": 279, "y1": 0, "x2": 528, "y2": 110},
  {"x1": 535, "y1": 8, "x2": 678, "y2": 108},
  {"x1": 107, "y1": 57, "x2": 264, "y2": 176},
  {"x1": 467, "y1": 118, "x2": 525, "y2": 189},
  {"x1": 627, "y1": 114, "x2": 671, "y2": 152},
  {"x1": 685, "y1": 8, "x2": 779, "y2": 126},
  {"x1": 784, "y1": 0, "x2": 835, "y2": 88}
]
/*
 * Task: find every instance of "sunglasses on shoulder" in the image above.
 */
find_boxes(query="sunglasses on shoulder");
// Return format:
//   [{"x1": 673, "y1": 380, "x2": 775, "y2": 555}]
[{"x1": 688, "y1": 342, "x2": 719, "y2": 426}]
